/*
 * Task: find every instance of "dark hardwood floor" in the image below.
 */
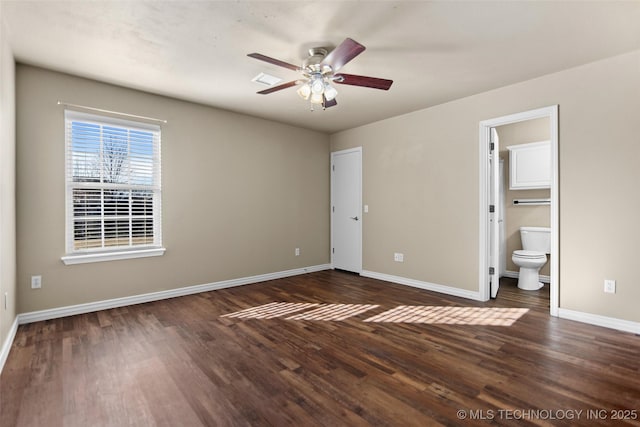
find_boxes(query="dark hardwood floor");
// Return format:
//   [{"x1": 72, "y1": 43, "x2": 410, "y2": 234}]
[{"x1": 1, "y1": 271, "x2": 638, "y2": 426}]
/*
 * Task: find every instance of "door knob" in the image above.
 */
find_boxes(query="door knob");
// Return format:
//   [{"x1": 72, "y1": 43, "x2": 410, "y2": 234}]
[{"x1": 350, "y1": 216, "x2": 359, "y2": 221}]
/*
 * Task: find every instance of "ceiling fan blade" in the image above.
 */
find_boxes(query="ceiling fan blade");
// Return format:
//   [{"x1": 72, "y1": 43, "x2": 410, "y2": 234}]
[
  {"x1": 257, "y1": 80, "x2": 299, "y2": 95},
  {"x1": 322, "y1": 38, "x2": 365, "y2": 72},
  {"x1": 323, "y1": 96, "x2": 337, "y2": 108},
  {"x1": 334, "y1": 73, "x2": 393, "y2": 90},
  {"x1": 247, "y1": 53, "x2": 300, "y2": 71}
]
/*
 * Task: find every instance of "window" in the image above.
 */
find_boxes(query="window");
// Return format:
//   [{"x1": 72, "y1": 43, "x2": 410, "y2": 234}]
[{"x1": 62, "y1": 110, "x2": 164, "y2": 265}]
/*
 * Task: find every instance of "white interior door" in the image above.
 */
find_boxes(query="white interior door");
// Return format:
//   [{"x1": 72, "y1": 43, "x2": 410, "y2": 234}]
[
  {"x1": 331, "y1": 148, "x2": 362, "y2": 273},
  {"x1": 489, "y1": 128, "x2": 500, "y2": 298}
]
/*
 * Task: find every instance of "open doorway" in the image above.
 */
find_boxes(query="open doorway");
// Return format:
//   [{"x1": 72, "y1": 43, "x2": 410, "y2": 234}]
[{"x1": 479, "y1": 106, "x2": 559, "y2": 316}]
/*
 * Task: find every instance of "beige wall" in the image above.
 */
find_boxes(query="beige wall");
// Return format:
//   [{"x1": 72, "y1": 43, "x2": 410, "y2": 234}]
[
  {"x1": 332, "y1": 105, "x2": 479, "y2": 291},
  {"x1": 16, "y1": 65, "x2": 330, "y2": 313},
  {"x1": 331, "y1": 49, "x2": 640, "y2": 323},
  {"x1": 0, "y1": 14, "x2": 17, "y2": 350},
  {"x1": 11, "y1": 50, "x2": 640, "y2": 325},
  {"x1": 497, "y1": 118, "x2": 550, "y2": 276}
]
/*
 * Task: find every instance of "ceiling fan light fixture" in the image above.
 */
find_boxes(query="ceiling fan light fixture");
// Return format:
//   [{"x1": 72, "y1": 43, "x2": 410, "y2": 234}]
[
  {"x1": 310, "y1": 92, "x2": 324, "y2": 105},
  {"x1": 248, "y1": 37, "x2": 392, "y2": 111},
  {"x1": 297, "y1": 83, "x2": 311, "y2": 100},
  {"x1": 311, "y1": 77, "x2": 324, "y2": 95},
  {"x1": 324, "y1": 83, "x2": 338, "y2": 101}
]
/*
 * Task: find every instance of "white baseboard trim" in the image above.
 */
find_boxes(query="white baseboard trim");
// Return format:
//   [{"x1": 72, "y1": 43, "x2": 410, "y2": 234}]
[
  {"x1": 18, "y1": 264, "x2": 331, "y2": 325},
  {"x1": 503, "y1": 270, "x2": 550, "y2": 284},
  {"x1": 361, "y1": 271, "x2": 639, "y2": 335},
  {"x1": 502, "y1": 270, "x2": 519, "y2": 279},
  {"x1": 0, "y1": 316, "x2": 19, "y2": 375},
  {"x1": 361, "y1": 270, "x2": 484, "y2": 301},
  {"x1": 558, "y1": 308, "x2": 640, "y2": 335}
]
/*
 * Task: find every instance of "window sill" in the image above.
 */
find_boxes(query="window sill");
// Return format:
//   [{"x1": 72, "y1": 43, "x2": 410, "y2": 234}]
[{"x1": 61, "y1": 247, "x2": 166, "y2": 265}]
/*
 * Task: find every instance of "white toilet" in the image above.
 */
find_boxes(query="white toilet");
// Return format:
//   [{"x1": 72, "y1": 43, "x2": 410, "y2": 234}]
[{"x1": 512, "y1": 226, "x2": 550, "y2": 290}]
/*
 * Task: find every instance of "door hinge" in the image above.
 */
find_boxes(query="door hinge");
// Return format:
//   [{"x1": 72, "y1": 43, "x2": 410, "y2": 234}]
[
  {"x1": 332, "y1": 164, "x2": 335, "y2": 171},
  {"x1": 490, "y1": 142, "x2": 495, "y2": 151},
  {"x1": 332, "y1": 206, "x2": 335, "y2": 213},
  {"x1": 489, "y1": 204, "x2": 495, "y2": 213},
  {"x1": 489, "y1": 267, "x2": 495, "y2": 275},
  {"x1": 332, "y1": 248, "x2": 335, "y2": 254}
]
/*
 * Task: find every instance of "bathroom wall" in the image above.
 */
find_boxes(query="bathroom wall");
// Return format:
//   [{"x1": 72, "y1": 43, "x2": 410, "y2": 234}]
[{"x1": 497, "y1": 118, "x2": 550, "y2": 277}]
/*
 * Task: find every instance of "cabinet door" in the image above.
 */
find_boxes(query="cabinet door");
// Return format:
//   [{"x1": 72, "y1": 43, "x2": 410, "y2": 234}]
[{"x1": 508, "y1": 140, "x2": 550, "y2": 189}]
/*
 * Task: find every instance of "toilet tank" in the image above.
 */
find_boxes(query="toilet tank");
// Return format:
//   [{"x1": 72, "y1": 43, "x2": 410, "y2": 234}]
[{"x1": 520, "y1": 227, "x2": 551, "y2": 253}]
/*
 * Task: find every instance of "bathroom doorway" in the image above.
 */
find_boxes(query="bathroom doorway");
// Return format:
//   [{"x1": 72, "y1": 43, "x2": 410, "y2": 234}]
[{"x1": 478, "y1": 106, "x2": 559, "y2": 316}]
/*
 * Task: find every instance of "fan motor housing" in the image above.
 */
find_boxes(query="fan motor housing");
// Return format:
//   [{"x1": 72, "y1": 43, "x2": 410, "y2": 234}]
[{"x1": 304, "y1": 47, "x2": 331, "y2": 73}]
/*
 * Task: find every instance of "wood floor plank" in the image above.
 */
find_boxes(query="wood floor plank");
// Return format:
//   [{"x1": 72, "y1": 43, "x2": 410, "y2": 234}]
[{"x1": 1, "y1": 272, "x2": 639, "y2": 426}]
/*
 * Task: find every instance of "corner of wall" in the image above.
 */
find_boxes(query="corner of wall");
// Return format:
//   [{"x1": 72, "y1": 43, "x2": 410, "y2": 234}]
[{"x1": 0, "y1": 9, "x2": 19, "y2": 372}]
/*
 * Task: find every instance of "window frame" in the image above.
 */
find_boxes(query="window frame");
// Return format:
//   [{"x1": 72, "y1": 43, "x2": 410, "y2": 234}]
[{"x1": 61, "y1": 110, "x2": 165, "y2": 265}]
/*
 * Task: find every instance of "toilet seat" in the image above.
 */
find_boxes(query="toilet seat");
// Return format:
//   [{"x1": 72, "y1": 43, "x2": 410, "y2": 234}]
[{"x1": 513, "y1": 250, "x2": 546, "y2": 259}]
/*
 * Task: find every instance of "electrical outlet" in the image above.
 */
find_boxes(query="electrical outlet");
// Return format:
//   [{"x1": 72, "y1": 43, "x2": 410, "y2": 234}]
[
  {"x1": 295, "y1": 248, "x2": 300, "y2": 256},
  {"x1": 604, "y1": 279, "x2": 616, "y2": 294},
  {"x1": 394, "y1": 252, "x2": 404, "y2": 262},
  {"x1": 31, "y1": 275, "x2": 42, "y2": 289}
]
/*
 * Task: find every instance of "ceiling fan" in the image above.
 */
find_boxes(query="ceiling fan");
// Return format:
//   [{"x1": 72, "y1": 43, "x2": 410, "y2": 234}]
[{"x1": 248, "y1": 38, "x2": 393, "y2": 110}]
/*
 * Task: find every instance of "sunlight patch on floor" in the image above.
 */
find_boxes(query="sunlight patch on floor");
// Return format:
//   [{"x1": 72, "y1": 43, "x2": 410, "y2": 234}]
[
  {"x1": 363, "y1": 306, "x2": 529, "y2": 326},
  {"x1": 285, "y1": 304, "x2": 379, "y2": 321},
  {"x1": 220, "y1": 302, "x2": 320, "y2": 319},
  {"x1": 222, "y1": 303, "x2": 530, "y2": 326}
]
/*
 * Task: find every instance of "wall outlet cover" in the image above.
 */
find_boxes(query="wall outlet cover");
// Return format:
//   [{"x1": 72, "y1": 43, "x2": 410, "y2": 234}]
[
  {"x1": 31, "y1": 275, "x2": 42, "y2": 289},
  {"x1": 604, "y1": 279, "x2": 616, "y2": 294}
]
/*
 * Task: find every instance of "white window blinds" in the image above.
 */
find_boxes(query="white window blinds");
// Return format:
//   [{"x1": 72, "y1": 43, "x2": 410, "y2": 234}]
[{"x1": 64, "y1": 110, "x2": 162, "y2": 254}]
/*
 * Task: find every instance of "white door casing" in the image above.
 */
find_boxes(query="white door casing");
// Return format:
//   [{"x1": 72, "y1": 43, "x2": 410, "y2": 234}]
[
  {"x1": 489, "y1": 128, "x2": 500, "y2": 298},
  {"x1": 331, "y1": 148, "x2": 362, "y2": 273},
  {"x1": 478, "y1": 105, "x2": 559, "y2": 316}
]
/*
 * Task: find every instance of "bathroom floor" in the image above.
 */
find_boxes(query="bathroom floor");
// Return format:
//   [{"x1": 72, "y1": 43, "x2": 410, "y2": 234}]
[{"x1": 494, "y1": 276, "x2": 550, "y2": 310}]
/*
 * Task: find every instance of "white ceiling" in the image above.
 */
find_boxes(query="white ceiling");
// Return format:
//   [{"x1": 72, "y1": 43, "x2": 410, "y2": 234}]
[{"x1": 2, "y1": 1, "x2": 640, "y2": 133}]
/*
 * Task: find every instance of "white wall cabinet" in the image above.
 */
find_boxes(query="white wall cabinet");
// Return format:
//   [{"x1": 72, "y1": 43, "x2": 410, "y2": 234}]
[{"x1": 507, "y1": 140, "x2": 551, "y2": 189}]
